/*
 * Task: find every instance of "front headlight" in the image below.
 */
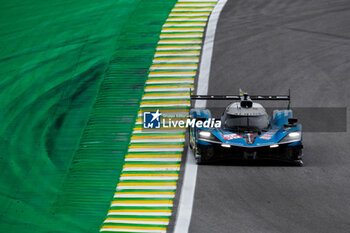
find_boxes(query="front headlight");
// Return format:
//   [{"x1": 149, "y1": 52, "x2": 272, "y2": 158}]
[
  {"x1": 199, "y1": 131, "x2": 211, "y2": 138},
  {"x1": 198, "y1": 130, "x2": 220, "y2": 142},
  {"x1": 280, "y1": 131, "x2": 301, "y2": 144}
]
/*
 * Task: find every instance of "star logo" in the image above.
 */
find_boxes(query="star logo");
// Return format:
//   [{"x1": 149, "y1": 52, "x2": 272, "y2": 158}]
[
  {"x1": 150, "y1": 109, "x2": 162, "y2": 123},
  {"x1": 143, "y1": 110, "x2": 162, "y2": 129}
]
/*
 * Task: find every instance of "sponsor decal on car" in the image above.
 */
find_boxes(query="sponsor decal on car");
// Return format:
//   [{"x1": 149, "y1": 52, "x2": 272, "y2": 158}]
[
  {"x1": 260, "y1": 132, "x2": 274, "y2": 140},
  {"x1": 223, "y1": 133, "x2": 242, "y2": 140}
]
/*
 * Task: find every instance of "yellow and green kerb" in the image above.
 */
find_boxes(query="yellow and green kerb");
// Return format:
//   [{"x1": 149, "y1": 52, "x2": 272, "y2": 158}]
[{"x1": 100, "y1": 0, "x2": 218, "y2": 232}]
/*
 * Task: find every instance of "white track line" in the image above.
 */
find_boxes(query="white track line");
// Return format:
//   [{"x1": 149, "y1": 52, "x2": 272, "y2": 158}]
[
  {"x1": 178, "y1": 0, "x2": 217, "y2": 1},
  {"x1": 119, "y1": 176, "x2": 179, "y2": 180},
  {"x1": 149, "y1": 66, "x2": 197, "y2": 70},
  {"x1": 196, "y1": 0, "x2": 226, "y2": 108},
  {"x1": 142, "y1": 96, "x2": 189, "y2": 100},
  {"x1": 162, "y1": 29, "x2": 204, "y2": 32},
  {"x1": 107, "y1": 211, "x2": 171, "y2": 216},
  {"x1": 164, "y1": 23, "x2": 206, "y2": 27},
  {"x1": 158, "y1": 40, "x2": 202, "y2": 44},
  {"x1": 145, "y1": 81, "x2": 194, "y2": 84},
  {"x1": 166, "y1": 18, "x2": 207, "y2": 22},
  {"x1": 153, "y1": 59, "x2": 199, "y2": 63},
  {"x1": 144, "y1": 88, "x2": 191, "y2": 92},
  {"x1": 169, "y1": 13, "x2": 210, "y2": 16},
  {"x1": 173, "y1": 1, "x2": 227, "y2": 233},
  {"x1": 114, "y1": 194, "x2": 175, "y2": 198},
  {"x1": 133, "y1": 129, "x2": 186, "y2": 134},
  {"x1": 117, "y1": 185, "x2": 177, "y2": 190},
  {"x1": 156, "y1": 46, "x2": 201, "y2": 50},
  {"x1": 122, "y1": 167, "x2": 180, "y2": 171},
  {"x1": 155, "y1": 52, "x2": 200, "y2": 56},
  {"x1": 128, "y1": 148, "x2": 184, "y2": 152},
  {"x1": 130, "y1": 139, "x2": 185, "y2": 143},
  {"x1": 111, "y1": 203, "x2": 173, "y2": 207},
  {"x1": 137, "y1": 112, "x2": 189, "y2": 116},
  {"x1": 104, "y1": 219, "x2": 169, "y2": 225},
  {"x1": 125, "y1": 158, "x2": 182, "y2": 162},
  {"x1": 148, "y1": 73, "x2": 195, "y2": 77},
  {"x1": 175, "y1": 4, "x2": 215, "y2": 7},
  {"x1": 170, "y1": 7, "x2": 211, "y2": 11},
  {"x1": 100, "y1": 229, "x2": 165, "y2": 233},
  {"x1": 141, "y1": 83, "x2": 193, "y2": 87},
  {"x1": 141, "y1": 104, "x2": 190, "y2": 107},
  {"x1": 160, "y1": 35, "x2": 203, "y2": 38}
]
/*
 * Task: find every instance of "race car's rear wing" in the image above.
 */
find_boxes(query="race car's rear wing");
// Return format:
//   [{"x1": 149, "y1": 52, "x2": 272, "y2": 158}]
[{"x1": 190, "y1": 89, "x2": 291, "y2": 108}]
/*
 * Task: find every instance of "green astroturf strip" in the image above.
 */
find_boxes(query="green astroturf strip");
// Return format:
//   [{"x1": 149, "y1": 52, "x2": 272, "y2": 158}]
[{"x1": 0, "y1": 0, "x2": 176, "y2": 233}]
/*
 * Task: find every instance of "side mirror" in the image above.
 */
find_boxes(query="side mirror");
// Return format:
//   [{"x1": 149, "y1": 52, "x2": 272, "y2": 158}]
[{"x1": 288, "y1": 118, "x2": 298, "y2": 125}]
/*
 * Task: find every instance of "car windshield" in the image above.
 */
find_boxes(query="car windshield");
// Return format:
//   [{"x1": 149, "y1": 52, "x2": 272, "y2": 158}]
[{"x1": 222, "y1": 114, "x2": 269, "y2": 131}]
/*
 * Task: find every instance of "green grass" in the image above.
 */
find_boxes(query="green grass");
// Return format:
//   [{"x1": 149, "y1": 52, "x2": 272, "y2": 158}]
[{"x1": 0, "y1": 0, "x2": 175, "y2": 232}]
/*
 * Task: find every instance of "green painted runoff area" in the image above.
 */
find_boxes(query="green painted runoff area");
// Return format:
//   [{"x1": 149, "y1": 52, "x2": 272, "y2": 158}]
[{"x1": 0, "y1": 0, "x2": 176, "y2": 232}]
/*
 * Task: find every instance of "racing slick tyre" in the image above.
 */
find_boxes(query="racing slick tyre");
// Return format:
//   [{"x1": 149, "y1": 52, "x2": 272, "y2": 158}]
[
  {"x1": 286, "y1": 146, "x2": 303, "y2": 166},
  {"x1": 195, "y1": 145, "x2": 215, "y2": 165},
  {"x1": 194, "y1": 147, "x2": 204, "y2": 165},
  {"x1": 294, "y1": 160, "x2": 304, "y2": 167},
  {"x1": 193, "y1": 145, "x2": 208, "y2": 165}
]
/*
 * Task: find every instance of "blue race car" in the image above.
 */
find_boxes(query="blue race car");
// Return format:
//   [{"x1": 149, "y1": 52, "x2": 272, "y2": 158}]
[{"x1": 189, "y1": 90, "x2": 303, "y2": 165}]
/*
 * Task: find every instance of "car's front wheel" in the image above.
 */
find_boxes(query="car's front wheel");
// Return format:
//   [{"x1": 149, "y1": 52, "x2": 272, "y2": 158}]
[
  {"x1": 286, "y1": 146, "x2": 303, "y2": 166},
  {"x1": 294, "y1": 159, "x2": 303, "y2": 166},
  {"x1": 192, "y1": 146, "x2": 204, "y2": 165},
  {"x1": 195, "y1": 145, "x2": 216, "y2": 164}
]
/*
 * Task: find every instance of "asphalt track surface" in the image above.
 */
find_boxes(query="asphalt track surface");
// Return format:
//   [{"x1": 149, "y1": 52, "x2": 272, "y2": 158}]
[{"x1": 188, "y1": 1, "x2": 350, "y2": 232}]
